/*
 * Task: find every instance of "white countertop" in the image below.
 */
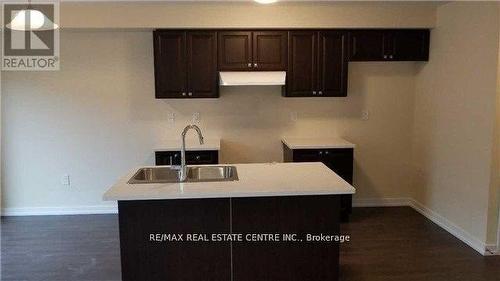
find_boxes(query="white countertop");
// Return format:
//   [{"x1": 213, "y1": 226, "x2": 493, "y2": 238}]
[
  {"x1": 282, "y1": 137, "x2": 355, "y2": 149},
  {"x1": 154, "y1": 138, "x2": 220, "y2": 152},
  {"x1": 103, "y1": 162, "x2": 355, "y2": 201}
]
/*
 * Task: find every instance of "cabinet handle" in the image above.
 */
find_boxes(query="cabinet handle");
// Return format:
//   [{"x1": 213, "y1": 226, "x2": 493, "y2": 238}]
[
  {"x1": 254, "y1": 63, "x2": 258, "y2": 68},
  {"x1": 319, "y1": 91, "x2": 323, "y2": 95},
  {"x1": 169, "y1": 156, "x2": 173, "y2": 165},
  {"x1": 319, "y1": 151, "x2": 323, "y2": 155},
  {"x1": 181, "y1": 92, "x2": 186, "y2": 96},
  {"x1": 196, "y1": 155, "x2": 201, "y2": 160},
  {"x1": 383, "y1": 55, "x2": 388, "y2": 59},
  {"x1": 389, "y1": 55, "x2": 394, "y2": 59},
  {"x1": 325, "y1": 151, "x2": 329, "y2": 155},
  {"x1": 247, "y1": 63, "x2": 252, "y2": 67},
  {"x1": 312, "y1": 91, "x2": 317, "y2": 95},
  {"x1": 188, "y1": 92, "x2": 193, "y2": 96}
]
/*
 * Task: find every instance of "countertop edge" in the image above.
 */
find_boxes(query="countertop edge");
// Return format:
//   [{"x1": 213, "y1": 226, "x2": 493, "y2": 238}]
[
  {"x1": 103, "y1": 189, "x2": 355, "y2": 201},
  {"x1": 281, "y1": 138, "x2": 356, "y2": 149}
]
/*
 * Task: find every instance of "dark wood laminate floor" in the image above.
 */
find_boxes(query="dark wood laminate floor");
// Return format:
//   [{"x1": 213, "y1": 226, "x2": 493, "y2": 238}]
[{"x1": 1, "y1": 207, "x2": 499, "y2": 281}]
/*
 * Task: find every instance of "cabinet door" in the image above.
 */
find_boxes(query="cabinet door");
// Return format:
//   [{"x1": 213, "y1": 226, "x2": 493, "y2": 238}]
[
  {"x1": 218, "y1": 31, "x2": 252, "y2": 71},
  {"x1": 187, "y1": 31, "x2": 218, "y2": 98},
  {"x1": 154, "y1": 31, "x2": 187, "y2": 98},
  {"x1": 292, "y1": 148, "x2": 353, "y2": 221},
  {"x1": 252, "y1": 31, "x2": 287, "y2": 71},
  {"x1": 318, "y1": 31, "x2": 348, "y2": 97},
  {"x1": 119, "y1": 199, "x2": 231, "y2": 281},
  {"x1": 232, "y1": 196, "x2": 340, "y2": 281},
  {"x1": 286, "y1": 31, "x2": 317, "y2": 97},
  {"x1": 349, "y1": 30, "x2": 385, "y2": 61},
  {"x1": 390, "y1": 30, "x2": 430, "y2": 61},
  {"x1": 322, "y1": 148, "x2": 354, "y2": 184}
]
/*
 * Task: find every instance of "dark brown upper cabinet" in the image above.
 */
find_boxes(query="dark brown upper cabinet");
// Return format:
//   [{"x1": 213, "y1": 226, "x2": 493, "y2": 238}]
[
  {"x1": 218, "y1": 31, "x2": 252, "y2": 71},
  {"x1": 349, "y1": 30, "x2": 385, "y2": 61},
  {"x1": 218, "y1": 31, "x2": 287, "y2": 71},
  {"x1": 154, "y1": 30, "x2": 218, "y2": 99},
  {"x1": 286, "y1": 31, "x2": 317, "y2": 97},
  {"x1": 154, "y1": 31, "x2": 187, "y2": 98},
  {"x1": 349, "y1": 29, "x2": 429, "y2": 61},
  {"x1": 318, "y1": 31, "x2": 348, "y2": 97},
  {"x1": 187, "y1": 32, "x2": 218, "y2": 98},
  {"x1": 389, "y1": 30, "x2": 430, "y2": 61},
  {"x1": 252, "y1": 31, "x2": 288, "y2": 70},
  {"x1": 286, "y1": 31, "x2": 348, "y2": 97},
  {"x1": 154, "y1": 29, "x2": 430, "y2": 100}
]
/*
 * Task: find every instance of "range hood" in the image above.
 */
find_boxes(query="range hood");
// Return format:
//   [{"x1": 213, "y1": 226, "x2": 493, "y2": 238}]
[{"x1": 219, "y1": 71, "x2": 286, "y2": 86}]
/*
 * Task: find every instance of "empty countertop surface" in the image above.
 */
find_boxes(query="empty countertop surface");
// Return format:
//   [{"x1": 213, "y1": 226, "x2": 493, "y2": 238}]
[
  {"x1": 103, "y1": 162, "x2": 355, "y2": 201},
  {"x1": 282, "y1": 137, "x2": 355, "y2": 149}
]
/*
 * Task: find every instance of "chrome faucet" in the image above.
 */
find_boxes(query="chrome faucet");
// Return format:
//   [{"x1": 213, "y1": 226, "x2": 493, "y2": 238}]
[{"x1": 178, "y1": 124, "x2": 204, "y2": 181}]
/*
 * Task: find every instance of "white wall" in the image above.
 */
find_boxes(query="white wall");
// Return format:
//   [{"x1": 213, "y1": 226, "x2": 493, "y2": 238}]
[
  {"x1": 59, "y1": 1, "x2": 436, "y2": 29},
  {"x1": 493, "y1": 10, "x2": 500, "y2": 248},
  {"x1": 413, "y1": 2, "x2": 500, "y2": 250},
  {"x1": 1, "y1": 30, "x2": 418, "y2": 212}
]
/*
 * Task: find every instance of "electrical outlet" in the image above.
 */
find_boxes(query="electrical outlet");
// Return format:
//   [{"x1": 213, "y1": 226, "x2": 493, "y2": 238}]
[
  {"x1": 361, "y1": 110, "x2": 370, "y2": 121},
  {"x1": 290, "y1": 112, "x2": 298, "y2": 122},
  {"x1": 168, "y1": 112, "x2": 175, "y2": 123},
  {"x1": 61, "y1": 174, "x2": 70, "y2": 186},
  {"x1": 192, "y1": 112, "x2": 201, "y2": 124}
]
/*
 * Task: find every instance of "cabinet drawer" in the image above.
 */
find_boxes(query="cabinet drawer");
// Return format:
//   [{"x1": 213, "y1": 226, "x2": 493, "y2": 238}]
[{"x1": 155, "y1": 150, "x2": 219, "y2": 166}]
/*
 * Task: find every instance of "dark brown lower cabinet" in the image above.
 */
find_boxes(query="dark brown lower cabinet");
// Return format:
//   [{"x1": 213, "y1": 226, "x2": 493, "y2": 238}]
[
  {"x1": 232, "y1": 195, "x2": 340, "y2": 281},
  {"x1": 118, "y1": 199, "x2": 231, "y2": 281},
  {"x1": 155, "y1": 150, "x2": 219, "y2": 166},
  {"x1": 283, "y1": 144, "x2": 354, "y2": 222},
  {"x1": 118, "y1": 195, "x2": 341, "y2": 281}
]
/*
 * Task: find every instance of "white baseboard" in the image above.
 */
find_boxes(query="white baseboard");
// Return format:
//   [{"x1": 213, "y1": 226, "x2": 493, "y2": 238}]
[
  {"x1": 353, "y1": 197, "x2": 493, "y2": 256},
  {"x1": 352, "y1": 197, "x2": 411, "y2": 207},
  {"x1": 1, "y1": 205, "x2": 118, "y2": 216},
  {"x1": 408, "y1": 199, "x2": 489, "y2": 256}
]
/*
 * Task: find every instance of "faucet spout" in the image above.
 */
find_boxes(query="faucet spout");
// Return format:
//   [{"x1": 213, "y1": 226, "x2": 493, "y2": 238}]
[{"x1": 179, "y1": 125, "x2": 204, "y2": 181}]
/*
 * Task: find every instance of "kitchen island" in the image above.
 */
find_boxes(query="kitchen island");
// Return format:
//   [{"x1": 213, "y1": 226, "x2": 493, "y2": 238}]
[{"x1": 104, "y1": 162, "x2": 355, "y2": 281}]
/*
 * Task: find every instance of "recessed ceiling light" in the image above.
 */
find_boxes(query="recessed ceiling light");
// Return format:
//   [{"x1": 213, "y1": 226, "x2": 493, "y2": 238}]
[{"x1": 254, "y1": 0, "x2": 278, "y2": 4}]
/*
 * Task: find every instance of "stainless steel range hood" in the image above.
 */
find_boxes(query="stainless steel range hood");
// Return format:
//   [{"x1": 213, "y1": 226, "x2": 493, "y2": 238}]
[{"x1": 219, "y1": 71, "x2": 286, "y2": 86}]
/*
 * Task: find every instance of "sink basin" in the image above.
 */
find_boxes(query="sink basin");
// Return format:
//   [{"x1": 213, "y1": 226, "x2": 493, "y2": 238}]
[
  {"x1": 128, "y1": 166, "x2": 238, "y2": 184},
  {"x1": 128, "y1": 167, "x2": 179, "y2": 184},
  {"x1": 187, "y1": 166, "x2": 238, "y2": 182}
]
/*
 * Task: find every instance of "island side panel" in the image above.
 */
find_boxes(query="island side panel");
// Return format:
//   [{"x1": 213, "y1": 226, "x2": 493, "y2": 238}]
[
  {"x1": 232, "y1": 195, "x2": 340, "y2": 281},
  {"x1": 118, "y1": 199, "x2": 231, "y2": 281}
]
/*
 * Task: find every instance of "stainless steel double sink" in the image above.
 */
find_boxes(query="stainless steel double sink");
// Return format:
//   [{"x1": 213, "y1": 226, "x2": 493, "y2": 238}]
[{"x1": 128, "y1": 166, "x2": 238, "y2": 184}]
